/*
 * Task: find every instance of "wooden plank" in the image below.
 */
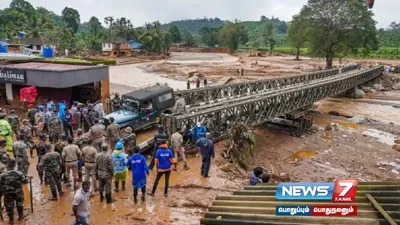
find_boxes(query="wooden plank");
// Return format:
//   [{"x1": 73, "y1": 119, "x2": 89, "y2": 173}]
[{"x1": 365, "y1": 193, "x2": 397, "y2": 225}]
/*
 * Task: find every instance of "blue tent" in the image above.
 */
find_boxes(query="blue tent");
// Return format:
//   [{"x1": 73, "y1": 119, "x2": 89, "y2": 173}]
[{"x1": 129, "y1": 41, "x2": 142, "y2": 49}]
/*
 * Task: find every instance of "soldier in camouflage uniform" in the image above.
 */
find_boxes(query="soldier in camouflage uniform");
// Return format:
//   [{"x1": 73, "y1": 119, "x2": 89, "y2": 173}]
[
  {"x1": 88, "y1": 104, "x2": 100, "y2": 126},
  {"x1": 39, "y1": 145, "x2": 63, "y2": 200},
  {"x1": 48, "y1": 111, "x2": 63, "y2": 144},
  {"x1": 36, "y1": 134, "x2": 51, "y2": 185},
  {"x1": 0, "y1": 139, "x2": 9, "y2": 163},
  {"x1": 34, "y1": 107, "x2": 45, "y2": 136},
  {"x1": 122, "y1": 127, "x2": 136, "y2": 157},
  {"x1": 106, "y1": 117, "x2": 121, "y2": 151},
  {"x1": 81, "y1": 105, "x2": 90, "y2": 133},
  {"x1": 95, "y1": 144, "x2": 116, "y2": 203},
  {"x1": 111, "y1": 93, "x2": 122, "y2": 112},
  {"x1": 73, "y1": 105, "x2": 82, "y2": 131},
  {"x1": 54, "y1": 135, "x2": 68, "y2": 183},
  {"x1": 74, "y1": 129, "x2": 85, "y2": 182},
  {"x1": 0, "y1": 159, "x2": 25, "y2": 224},
  {"x1": 20, "y1": 119, "x2": 34, "y2": 158},
  {"x1": 89, "y1": 118, "x2": 105, "y2": 153},
  {"x1": 7, "y1": 109, "x2": 20, "y2": 136},
  {"x1": 12, "y1": 134, "x2": 29, "y2": 183}
]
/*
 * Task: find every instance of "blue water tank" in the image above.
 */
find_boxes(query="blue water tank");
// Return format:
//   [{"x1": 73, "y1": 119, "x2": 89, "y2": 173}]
[
  {"x1": 43, "y1": 46, "x2": 54, "y2": 58},
  {"x1": 0, "y1": 43, "x2": 8, "y2": 53}
]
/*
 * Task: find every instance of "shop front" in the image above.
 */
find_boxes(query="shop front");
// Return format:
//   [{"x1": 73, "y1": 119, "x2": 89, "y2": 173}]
[{"x1": 0, "y1": 62, "x2": 110, "y2": 110}]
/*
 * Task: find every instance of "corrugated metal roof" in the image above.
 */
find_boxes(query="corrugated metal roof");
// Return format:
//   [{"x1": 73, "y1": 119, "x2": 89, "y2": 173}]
[
  {"x1": 2, "y1": 62, "x2": 106, "y2": 72},
  {"x1": 201, "y1": 182, "x2": 400, "y2": 225},
  {"x1": 0, "y1": 53, "x2": 42, "y2": 61}
]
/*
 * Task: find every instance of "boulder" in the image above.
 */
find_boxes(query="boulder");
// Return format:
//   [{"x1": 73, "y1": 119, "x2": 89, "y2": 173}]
[
  {"x1": 393, "y1": 83, "x2": 400, "y2": 90},
  {"x1": 373, "y1": 84, "x2": 385, "y2": 91},
  {"x1": 349, "y1": 115, "x2": 372, "y2": 125},
  {"x1": 360, "y1": 86, "x2": 372, "y2": 93},
  {"x1": 352, "y1": 88, "x2": 366, "y2": 99},
  {"x1": 395, "y1": 139, "x2": 400, "y2": 144},
  {"x1": 393, "y1": 144, "x2": 400, "y2": 152}
]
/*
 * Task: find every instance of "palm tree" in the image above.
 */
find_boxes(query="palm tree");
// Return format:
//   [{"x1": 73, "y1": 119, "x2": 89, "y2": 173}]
[
  {"x1": 104, "y1": 16, "x2": 114, "y2": 41},
  {"x1": 23, "y1": 15, "x2": 54, "y2": 41}
]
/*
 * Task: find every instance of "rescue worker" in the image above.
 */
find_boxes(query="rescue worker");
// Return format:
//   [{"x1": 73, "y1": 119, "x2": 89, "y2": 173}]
[
  {"x1": 48, "y1": 111, "x2": 63, "y2": 144},
  {"x1": 89, "y1": 118, "x2": 104, "y2": 153},
  {"x1": 0, "y1": 139, "x2": 9, "y2": 164},
  {"x1": 205, "y1": 114, "x2": 216, "y2": 137},
  {"x1": 62, "y1": 137, "x2": 81, "y2": 190},
  {"x1": 111, "y1": 93, "x2": 122, "y2": 112},
  {"x1": 112, "y1": 142, "x2": 128, "y2": 192},
  {"x1": 173, "y1": 94, "x2": 186, "y2": 114},
  {"x1": 122, "y1": 127, "x2": 136, "y2": 157},
  {"x1": 81, "y1": 104, "x2": 90, "y2": 132},
  {"x1": 73, "y1": 104, "x2": 82, "y2": 131},
  {"x1": 0, "y1": 159, "x2": 25, "y2": 224},
  {"x1": 36, "y1": 134, "x2": 51, "y2": 185},
  {"x1": 63, "y1": 108, "x2": 74, "y2": 137},
  {"x1": 88, "y1": 104, "x2": 100, "y2": 126},
  {"x1": 34, "y1": 105, "x2": 45, "y2": 136},
  {"x1": 170, "y1": 128, "x2": 189, "y2": 171},
  {"x1": 39, "y1": 145, "x2": 63, "y2": 200},
  {"x1": 106, "y1": 117, "x2": 121, "y2": 151},
  {"x1": 95, "y1": 143, "x2": 116, "y2": 203},
  {"x1": 81, "y1": 139, "x2": 98, "y2": 192},
  {"x1": 74, "y1": 131, "x2": 86, "y2": 183},
  {"x1": 20, "y1": 119, "x2": 34, "y2": 158},
  {"x1": 26, "y1": 104, "x2": 38, "y2": 137},
  {"x1": 7, "y1": 109, "x2": 20, "y2": 136},
  {"x1": 126, "y1": 146, "x2": 149, "y2": 203},
  {"x1": 54, "y1": 135, "x2": 68, "y2": 183},
  {"x1": 149, "y1": 125, "x2": 169, "y2": 170},
  {"x1": 192, "y1": 121, "x2": 206, "y2": 142},
  {"x1": 0, "y1": 113, "x2": 13, "y2": 152},
  {"x1": 44, "y1": 106, "x2": 53, "y2": 134},
  {"x1": 196, "y1": 132, "x2": 215, "y2": 178},
  {"x1": 147, "y1": 140, "x2": 175, "y2": 197}
]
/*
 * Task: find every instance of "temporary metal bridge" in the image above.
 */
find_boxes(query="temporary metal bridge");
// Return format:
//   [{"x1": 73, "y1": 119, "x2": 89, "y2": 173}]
[
  {"x1": 163, "y1": 66, "x2": 383, "y2": 140},
  {"x1": 175, "y1": 64, "x2": 359, "y2": 105},
  {"x1": 137, "y1": 64, "x2": 380, "y2": 152},
  {"x1": 201, "y1": 182, "x2": 400, "y2": 225}
]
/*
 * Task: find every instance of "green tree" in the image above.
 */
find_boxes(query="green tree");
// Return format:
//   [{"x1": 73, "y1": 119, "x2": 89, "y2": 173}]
[
  {"x1": 288, "y1": 13, "x2": 309, "y2": 60},
  {"x1": 163, "y1": 32, "x2": 172, "y2": 53},
  {"x1": 61, "y1": 7, "x2": 80, "y2": 34},
  {"x1": 168, "y1": 24, "x2": 182, "y2": 43},
  {"x1": 22, "y1": 14, "x2": 54, "y2": 40},
  {"x1": 219, "y1": 23, "x2": 248, "y2": 53},
  {"x1": 261, "y1": 23, "x2": 274, "y2": 48},
  {"x1": 87, "y1": 16, "x2": 102, "y2": 36},
  {"x1": 268, "y1": 37, "x2": 276, "y2": 55},
  {"x1": 182, "y1": 30, "x2": 195, "y2": 47},
  {"x1": 104, "y1": 16, "x2": 115, "y2": 41},
  {"x1": 299, "y1": 0, "x2": 378, "y2": 68},
  {"x1": 198, "y1": 26, "x2": 219, "y2": 47},
  {"x1": 260, "y1": 15, "x2": 267, "y2": 21},
  {"x1": 9, "y1": 0, "x2": 35, "y2": 18},
  {"x1": 388, "y1": 22, "x2": 400, "y2": 52}
]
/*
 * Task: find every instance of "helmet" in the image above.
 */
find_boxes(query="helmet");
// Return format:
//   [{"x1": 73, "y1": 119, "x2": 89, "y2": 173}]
[
  {"x1": 115, "y1": 142, "x2": 123, "y2": 150},
  {"x1": 125, "y1": 127, "x2": 132, "y2": 133},
  {"x1": 38, "y1": 105, "x2": 44, "y2": 110},
  {"x1": 9, "y1": 109, "x2": 15, "y2": 114}
]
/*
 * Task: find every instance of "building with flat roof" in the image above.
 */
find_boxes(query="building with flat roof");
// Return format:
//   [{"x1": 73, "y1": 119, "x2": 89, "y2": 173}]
[{"x1": 0, "y1": 62, "x2": 110, "y2": 110}]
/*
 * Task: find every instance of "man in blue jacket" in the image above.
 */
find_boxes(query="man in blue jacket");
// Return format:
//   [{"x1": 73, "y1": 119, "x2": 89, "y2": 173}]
[
  {"x1": 196, "y1": 132, "x2": 214, "y2": 178},
  {"x1": 126, "y1": 146, "x2": 149, "y2": 203},
  {"x1": 148, "y1": 140, "x2": 175, "y2": 197}
]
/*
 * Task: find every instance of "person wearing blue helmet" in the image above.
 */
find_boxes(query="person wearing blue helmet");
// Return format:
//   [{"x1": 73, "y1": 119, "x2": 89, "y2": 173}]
[{"x1": 112, "y1": 142, "x2": 128, "y2": 192}]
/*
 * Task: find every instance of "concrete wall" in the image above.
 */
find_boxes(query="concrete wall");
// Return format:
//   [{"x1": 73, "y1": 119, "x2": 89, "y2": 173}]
[{"x1": 25, "y1": 66, "x2": 109, "y2": 88}]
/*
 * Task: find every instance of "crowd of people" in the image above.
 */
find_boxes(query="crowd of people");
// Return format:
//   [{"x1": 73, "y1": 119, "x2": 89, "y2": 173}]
[{"x1": 0, "y1": 96, "x2": 218, "y2": 225}]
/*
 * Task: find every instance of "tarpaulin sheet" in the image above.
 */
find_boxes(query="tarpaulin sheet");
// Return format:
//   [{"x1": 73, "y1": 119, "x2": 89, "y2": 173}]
[{"x1": 20, "y1": 86, "x2": 37, "y2": 102}]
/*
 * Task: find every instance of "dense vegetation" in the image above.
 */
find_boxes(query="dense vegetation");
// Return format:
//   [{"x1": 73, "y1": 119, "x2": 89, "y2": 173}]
[{"x1": 1, "y1": 0, "x2": 400, "y2": 60}]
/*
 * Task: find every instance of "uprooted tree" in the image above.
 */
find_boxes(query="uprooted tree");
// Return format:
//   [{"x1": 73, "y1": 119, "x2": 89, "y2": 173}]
[{"x1": 222, "y1": 122, "x2": 256, "y2": 170}]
